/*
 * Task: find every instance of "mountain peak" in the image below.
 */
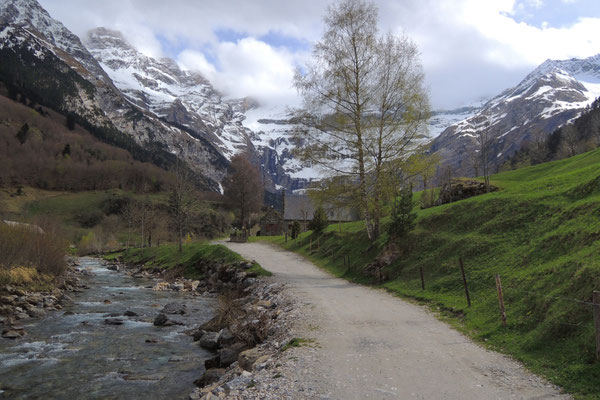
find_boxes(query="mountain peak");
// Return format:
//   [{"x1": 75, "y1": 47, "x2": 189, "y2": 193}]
[{"x1": 86, "y1": 27, "x2": 135, "y2": 51}]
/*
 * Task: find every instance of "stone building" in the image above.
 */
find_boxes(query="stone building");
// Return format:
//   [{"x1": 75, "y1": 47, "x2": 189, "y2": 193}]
[{"x1": 259, "y1": 207, "x2": 285, "y2": 236}]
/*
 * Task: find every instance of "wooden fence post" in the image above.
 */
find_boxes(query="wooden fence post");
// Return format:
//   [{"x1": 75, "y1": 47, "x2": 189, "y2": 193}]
[
  {"x1": 459, "y1": 257, "x2": 471, "y2": 307},
  {"x1": 420, "y1": 266, "x2": 425, "y2": 290},
  {"x1": 593, "y1": 291, "x2": 600, "y2": 360},
  {"x1": 495, "y1": 274, "x2": 507, "y2": 326}
]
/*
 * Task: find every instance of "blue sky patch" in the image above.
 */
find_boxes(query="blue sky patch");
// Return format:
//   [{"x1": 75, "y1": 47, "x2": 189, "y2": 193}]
[{"x1": 507, "y1": 0, "x2": 600, "y2": 29}]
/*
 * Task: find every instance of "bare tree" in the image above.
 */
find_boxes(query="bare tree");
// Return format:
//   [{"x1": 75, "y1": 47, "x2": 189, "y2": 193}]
[
  {"x1": 527, "y1": 128, "x2": 549, "y2": 165},
  {"x1": 222, "y1": 153, "x2": 263, "y2": 229},
  {"x1": 168, "y1": 165, "x2": 197, "y2": 252},
  {"x1": 121, "y1": 200, "x2": 136, "y2": 251},
  {"x1": 474, "y1": 117, "x2": 493, "y2": 192},
  {"x1": 560, "y1": 124, "x2": 580, "y2": 158},
  {"x1": 293, "y1": 0, "x2": 429, "y2": 241}
]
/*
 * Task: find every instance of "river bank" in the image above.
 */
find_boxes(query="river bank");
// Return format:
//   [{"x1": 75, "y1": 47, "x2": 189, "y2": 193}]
[
  {"x1": 112, "y1": 251, "x2": 316, "y2": 399},
  {"x1": 0, "y1": 257, "x2": 84, "y2": 339}
]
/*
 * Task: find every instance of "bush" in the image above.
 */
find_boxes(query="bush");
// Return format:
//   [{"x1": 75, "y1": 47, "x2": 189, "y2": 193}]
[
  {"x1": 0, "y1": 219, "x2": 67, "y2": 278},
  {"x1": 308, "y1": 206, "x2": 329, "y2": 233},
  {"x1": 75, "y1": 209, "x2": 104, "y2": 228},
  {"x1": 387, "y1": 186, "x2": 417, "y2": 239},
  {"x1": 291, "y1": 221, "x2": 301, "y2": 239}
]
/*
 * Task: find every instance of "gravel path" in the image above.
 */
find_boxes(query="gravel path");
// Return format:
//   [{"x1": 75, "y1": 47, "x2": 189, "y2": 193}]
[{"x1": 221, "y1": 241, "x2": 569, "y2": 400}]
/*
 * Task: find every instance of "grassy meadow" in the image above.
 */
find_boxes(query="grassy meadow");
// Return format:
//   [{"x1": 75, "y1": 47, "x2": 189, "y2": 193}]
[{"x1": 254, "y1": 147, "x2": 600, "y2": 399}]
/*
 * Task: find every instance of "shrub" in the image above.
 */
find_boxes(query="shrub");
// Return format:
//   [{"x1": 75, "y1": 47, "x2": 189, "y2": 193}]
[
  {"x1": 0, "y1": 219, "x2": 67, "y2": 278},
  {"x1": 387, "y1": 186, "x2": 417, "y2": 239},
  {"x1": 75, "y1": 209, "x2": 104, "y2": 228},
  {"x1": 308, "y1": 206, "x2": 329, "y2": 233},
  {"x1": 291, "y1": 221, "x2": 301, "y2": 239}
]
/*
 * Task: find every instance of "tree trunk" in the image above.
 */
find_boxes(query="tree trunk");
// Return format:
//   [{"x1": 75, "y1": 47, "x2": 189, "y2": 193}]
[{"x1": 178, "y1": 224, "x2": 182, "y2": 253}]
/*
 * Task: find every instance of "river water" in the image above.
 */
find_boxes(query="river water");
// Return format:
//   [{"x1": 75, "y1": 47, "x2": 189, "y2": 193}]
[{"x1": 0, "y1": 257, "x2": 216, "y2": 399}]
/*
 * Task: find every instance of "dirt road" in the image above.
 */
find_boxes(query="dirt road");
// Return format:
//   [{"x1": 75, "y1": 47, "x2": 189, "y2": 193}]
[{"x1": 222, "y1": 241, "x2": 568, "y2": 399}]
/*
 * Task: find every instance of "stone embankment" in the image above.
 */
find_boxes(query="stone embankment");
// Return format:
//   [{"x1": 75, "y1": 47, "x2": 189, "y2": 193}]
[
  {"x1": 0, "y1": 258, "x2": 86, "y2": 340},
  {"x1": 113, "y1": 256, "x2": 307, "y2": 400}
]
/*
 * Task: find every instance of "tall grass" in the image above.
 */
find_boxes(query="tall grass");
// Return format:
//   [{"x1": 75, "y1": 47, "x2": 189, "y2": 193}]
[{"x1": 0, "y1": 218, "x2": 68, "y2": 279}]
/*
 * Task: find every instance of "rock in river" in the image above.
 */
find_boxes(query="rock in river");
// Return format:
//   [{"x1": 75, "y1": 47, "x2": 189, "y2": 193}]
[
  {"x1": 2, "y1": 330, "x2": 22, "y2": 339},
  {"x1": 104, "y1": 318, "x2": 124, "y2": 325},
  {"x1": 161, "y1": 302, "x2": 187, "y2": 315},
  {"x1": 153, "y1": 313, "x2": 169, "y2": 326}
]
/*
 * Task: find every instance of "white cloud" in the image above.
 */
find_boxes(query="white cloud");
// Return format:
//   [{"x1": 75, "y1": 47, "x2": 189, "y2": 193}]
[
  {"x1": 178, "y1": 38, "x2": 304, "y2": 107},
  {"x1": 38, "y1": 0, "x2": 600, "y2": 109}
]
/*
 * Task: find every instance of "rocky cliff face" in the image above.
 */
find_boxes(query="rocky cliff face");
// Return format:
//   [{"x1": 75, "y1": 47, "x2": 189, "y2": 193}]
[
  {"x1": 0, "y1": 0, "x2": 227, "y2": 191},
  {"x1": 431, "y1": 54, "x2": 600, "y2": 176}
]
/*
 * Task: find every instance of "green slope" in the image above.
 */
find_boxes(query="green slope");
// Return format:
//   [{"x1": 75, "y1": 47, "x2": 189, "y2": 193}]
[{"x1": 256, "y1": 147, "x2": 600, "y2": 399}]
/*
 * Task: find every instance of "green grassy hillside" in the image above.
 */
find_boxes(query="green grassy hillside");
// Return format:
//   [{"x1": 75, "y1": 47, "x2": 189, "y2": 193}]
[
  {"x1": 106, "y1": 242, "x2": 271, "y2": 279},
  {"x1": 256, "y1": 147, "x2": 600, "y2": 399}
]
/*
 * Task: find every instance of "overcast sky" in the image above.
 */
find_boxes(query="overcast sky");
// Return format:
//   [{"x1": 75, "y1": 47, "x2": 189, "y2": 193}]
[{"x1": 39, "y1": 0, "x2": 600, "y2": 110}]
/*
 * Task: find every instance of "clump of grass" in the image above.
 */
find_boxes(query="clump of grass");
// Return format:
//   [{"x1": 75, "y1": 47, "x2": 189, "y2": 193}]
[{"x1": 281, "y1": 337, "x2": 315, "y2": 351}]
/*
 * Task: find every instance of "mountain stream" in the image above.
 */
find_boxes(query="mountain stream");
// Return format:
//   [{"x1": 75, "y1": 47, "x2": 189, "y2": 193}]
[{"x1": 0, "y1": 257, "x2": 215, "y2": 399}]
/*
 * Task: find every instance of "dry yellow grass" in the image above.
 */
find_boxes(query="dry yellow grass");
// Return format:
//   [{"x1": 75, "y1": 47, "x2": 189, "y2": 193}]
[{"x1": 0, "y1": 266, "x2": 49, "y2": 285}]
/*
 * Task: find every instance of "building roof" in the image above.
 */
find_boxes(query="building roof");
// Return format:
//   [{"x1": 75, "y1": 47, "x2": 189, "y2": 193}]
[{"x1": 283, "y1": 195, "x2": 358, "y2": 222}]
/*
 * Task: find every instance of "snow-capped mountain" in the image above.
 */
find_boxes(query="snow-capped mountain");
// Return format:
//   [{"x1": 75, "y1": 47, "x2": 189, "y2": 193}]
[
  {"x1": 85, "y1": 28, "x2": 254, "y2": 159},
  {"x1": 0, "y1": 0, "x2": 228, "y2": 190},
  {"x1": 85, "y1": 27, "x2": 312, "y2": 192},
  {"x1": 431, "y1": 54, "x2": 600, "y2": 175}
]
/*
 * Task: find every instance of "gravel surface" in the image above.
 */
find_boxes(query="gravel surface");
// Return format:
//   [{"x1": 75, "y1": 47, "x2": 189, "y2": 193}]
[{"x1": 221, "y1": 241, "x2": 571, "y2": 400}]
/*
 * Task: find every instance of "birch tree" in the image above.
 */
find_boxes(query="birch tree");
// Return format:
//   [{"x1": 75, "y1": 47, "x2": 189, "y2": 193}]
[{"x1": 294, "y1": 0, "x2": 429, "y2": 241}]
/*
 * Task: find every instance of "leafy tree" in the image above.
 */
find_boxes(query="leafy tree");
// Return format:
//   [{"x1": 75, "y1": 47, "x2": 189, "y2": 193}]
[
  {"x1": 387, "y1": 186, "x2": 416, "y2": 239},
  {"x1": 15, "y1": 123, "x2": 29, "y2": 144},
  {"x1": 222, "y1": 153, "x2": 263, "y2": 229},
  {"x1": 309, "y1": 206, "x2": 329, "y2": 233},
  {"x1": 294, "y1": 0, "x2": 429, "y2": 241}
]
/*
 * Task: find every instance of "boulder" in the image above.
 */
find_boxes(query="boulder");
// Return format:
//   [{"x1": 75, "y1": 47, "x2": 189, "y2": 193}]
[
  {"x1": 204, "y1": 354, "x2": 220, "y2": 369},
  {"x1": 14, "y1": 312, "x2": 29, "y2": 320},
  {"x1": 162, "y1": 302, "x2": 187, "y2": 315},
  {"x1": 106, "y1": 264, "x2": 119, "y2": 271},
  {"x1": 104, "y1": 318, "x2": 124, "y2": 325},
  {"x1": 153, "y1": 313, "x2": 169, "y2": 326},
  {"x1": 435, "y1": 178, "x2": 498, "y2": 206},
  {"x1": 194, "y1": 368, "x2": 225, "y2": 387},
  {"x1": 199, "y1": 331, "x2": 221, "y2": 350},
  {"x1": 2, "y1": 330, "x2": 21, "y2": 339},
  {"x1": 152, "y1": 282, "x2": 170, "y2": 291},
  {"x1": 124, "y1": 310, "x2": 138, "y2": 317},
  {"x1": 219, "y1": 328, "x2": 235, "y2": 346},
  {"x1": 238, "y1": 348, "x2": 261, "y2": 371},
  {"x1": 219, "y1": 342, "x2": 247, "y2": 368},
  {"x1": 27, "y1": 308, "x2": 46, "y2": 318}
]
